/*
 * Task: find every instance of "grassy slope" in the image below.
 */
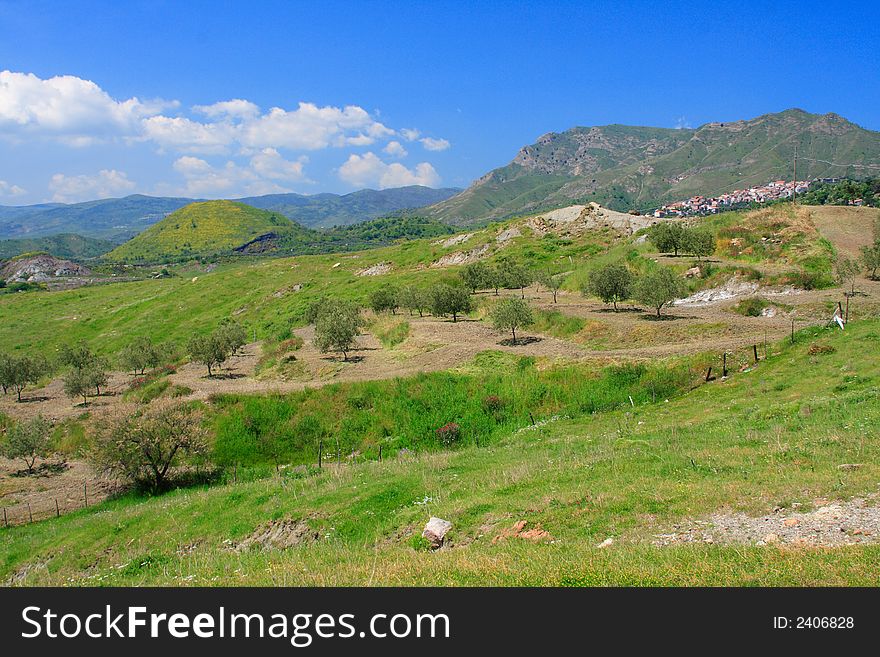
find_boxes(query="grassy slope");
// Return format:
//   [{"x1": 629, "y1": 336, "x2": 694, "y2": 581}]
[
  {"x1": 0, "y1": 234, "x2": 115, "y2": 260},
  {"x1": 0, "y1": 217, "x2": 616, "y2": 356},
  {"x1": 2, "y1": 320, "x2": 879, "y2": 586},
  {"x1": 106, "y1": 201, "x2": 300, "y2": 262}
]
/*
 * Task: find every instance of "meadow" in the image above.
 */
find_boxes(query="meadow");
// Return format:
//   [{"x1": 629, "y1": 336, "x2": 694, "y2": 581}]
[{"x1": 2, "y1": 319, "x2": 879, "y2": 586}]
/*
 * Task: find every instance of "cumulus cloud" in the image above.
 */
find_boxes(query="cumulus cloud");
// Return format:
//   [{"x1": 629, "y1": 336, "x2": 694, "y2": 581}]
[
  {"x1": 48, "y1": 169, "x2": 136, "y2": 203},
  {"x1": 400, "y1": 128, "x2": 421, "y2": 142},
  {"x1": 172, "y1": 150, "x2": 308, "y2": 197},
  {"x1": 420, "y1": 136, "x2": 451, "y2": 151},
  {"x1": 140, "y1": 115, "x2": 235, "y2": 153},
  {"x1": 383, "y1": 140, "x2": 408, "y2": 158},
  {"x1": 192, "y1": 99, "x2": 260, "y2": 120},
  {"x1": 0, "y1": 180, "x2": 26, "y2": 197},
  {"x1": 0, "y1": 70, "x2": 173, "y2": 145},
  {"x1": 338, "y1": 152, "x2": 440, "y2": 189}
]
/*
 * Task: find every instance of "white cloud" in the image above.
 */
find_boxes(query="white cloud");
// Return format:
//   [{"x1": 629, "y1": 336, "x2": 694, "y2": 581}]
[
  {"x1": 140, "y1": 115, "x2": 235, "y2": 153},
  {"x1": 0, "y1": 180, "x2": 26, "y2": 198},
  {"x1": 249, "y1": 148, "x2": 308, "y2": 181},
  {"x1": 338, "y1": 152, "x2": 440, "y2": 189},
  {"x1": 0, "y1": 70, "x2": 173, "y2": 144},
  {"x1": 172, "y1": 151, "x2": 308, "y2": 197},
  {"x1": 48, "y1": 169, "x2": 136, "y2": 203},
  {"x1": 383, "y1": 140, "x2": 408, "y2": 158},
  {"x1": 192, "y1": 99, "x2": 260, "y2": 120},
  {"x1": 400, "y1": 128, "x2": 421, "y2": 141},
  {"x1": 240, "y1": 102, "x2": 394, "y2": 151},
  {"x1": 420, "y1": 136, "x2": 451, "y2": 151}
]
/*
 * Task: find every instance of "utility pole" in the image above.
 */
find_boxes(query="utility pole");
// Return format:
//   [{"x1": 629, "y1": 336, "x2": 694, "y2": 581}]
[{"x1": 792, "y1": 144, "x2": 798, "y2": 205}]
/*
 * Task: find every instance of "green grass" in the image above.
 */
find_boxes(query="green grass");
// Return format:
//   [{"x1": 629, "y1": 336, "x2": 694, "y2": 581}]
[
  {"x1": 106, "y1": 200, "x2": 301, "y2": 263},
  {"x1": 3, "y1": 320, "x2": 880, "y2": 586}
]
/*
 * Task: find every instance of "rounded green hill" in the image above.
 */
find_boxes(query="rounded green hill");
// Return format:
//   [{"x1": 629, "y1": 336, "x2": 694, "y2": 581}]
[{"x1": 106, "y1": 200, "x2": 296, "y2": 263}]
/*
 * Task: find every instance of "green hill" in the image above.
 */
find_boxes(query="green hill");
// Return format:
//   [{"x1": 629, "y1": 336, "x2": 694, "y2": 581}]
[
  {"x1": 0, "y1": 233, "x2": 115, "y2": 260},
  {"x1": 428, "y1": 109, "x2": 880, "y2": 224},
  {"x1": 106, "y1": 200, "x2": 305, "y2": 263}
]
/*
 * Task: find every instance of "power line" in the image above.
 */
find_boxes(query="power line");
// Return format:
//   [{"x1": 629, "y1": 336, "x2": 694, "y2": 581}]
[{"x1": 796, "y1": 156, "x2": 880, "y2": 171}]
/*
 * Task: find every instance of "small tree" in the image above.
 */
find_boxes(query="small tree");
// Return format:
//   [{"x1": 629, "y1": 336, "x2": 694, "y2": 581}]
[
  {"x1": 398, "y1": 285, "x2": 429, "y2": 317},
  {"x1": 861, "y1": 243, "x2": 880, "y2": 280},
  {"x1": 6, "y1": 354, "x2": 48, "y2": 402},
  {"x1": 0, "y1": 352, "x2": 11, "y2": 394},
  {"x1": 120, "y1": 336, "x2": 163, "y2": 375},
  {"x1": 313, "y1": 300, "x2": 363, "y2": 361},
  {"x1": 369, "y1": 286, "x2": 400, "y2": 315},
  {"x1": 2, "y1": 415, "x2": 52, "y2": 473},
  {"x1": 585, "y1": 262, "x2": 634, "y2": 311},
  {"x1": 836, "y1": 255, "x2": 861, "y2": 295},
  {"x1": 539, "y1": 270, "x2": 567, "y2": 303},
  {"x1": 90, "y1": 401, "x2": 208, "y2": 493},
  {"x1": 485, "y1": 266, "x2": 504, "y2": 296},
  {"x1": 460, "y1": 261, "x2": 491, "y2": 294},
  {"x1": 218, "y1": 319, "x2": 248, "y2": 356},
  {"x1": 491, "y1": 298, "x2": 534, "y2": 345},
  {"x1": 684, "y1": 228, "x2": 715, "y2": 260},
  {"x1": 634, "y1": 266, "x2": 686, "y2": 317},
  {"x1": 187, "y1": 334, "x2": 230, "y2": 377},
  {"x1": 498, "y1": 258, "x2": 531, "y2": 298},
  {"x1": 429, "y1": 284, "x2": 474, "y2": 322},
  {"x1": 649, "y1": 222, "x2": 687, "y2": 256},
  {"x1": 59, "y1": 341, "x2": 97, "y2": 370}
]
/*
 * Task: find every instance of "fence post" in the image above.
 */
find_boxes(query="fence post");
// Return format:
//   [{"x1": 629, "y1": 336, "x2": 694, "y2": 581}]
[
  {"x1": 28, "y1": 503, "x2": 33, "y2": 523},
  {"x1": 55, "y1": 499, "x2": 60, "y2": 518},
  {"x1": 318, "y1": 440, "x2": 323, "y2": 470},
  {"x1": 3, "y1": 507, "x2": 7, "y2": 528},
  {"x1": 753, "y1": 345, "x2": 759, "y2": 363},
  {"x1": 722, "y1": 352, "x2": 728, "y2": 378},
  {"x1": 378, "y1": 445, "x2": 382, "y2": 463},
  {"x1": 83, "y1": 482, "x2": 88, "y2": 507},
  {"x1": 705, "y1": 366, "x2": 713, "y2": 382}
]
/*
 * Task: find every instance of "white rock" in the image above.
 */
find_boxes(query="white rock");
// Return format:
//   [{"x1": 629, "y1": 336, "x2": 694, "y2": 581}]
[
  {"x1": 596, "y1": 537, "x2": 614, "y2": 548},
  {"x1": 422, "y1": 517, "x2": 453, "y2": 549}
]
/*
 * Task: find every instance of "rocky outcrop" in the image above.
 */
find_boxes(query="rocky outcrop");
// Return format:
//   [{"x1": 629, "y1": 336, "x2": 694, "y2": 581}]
[{"x1": 0, "y1": 254, "x2": 92, "y2": 283}]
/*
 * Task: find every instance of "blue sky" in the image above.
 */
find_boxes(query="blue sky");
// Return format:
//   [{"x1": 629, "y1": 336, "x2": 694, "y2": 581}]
[{"x1": 1, "y1": 0, "x2": 879, "y2": 204}]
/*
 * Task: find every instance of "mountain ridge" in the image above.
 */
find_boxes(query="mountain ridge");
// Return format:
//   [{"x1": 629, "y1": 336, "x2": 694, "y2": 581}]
[
  {"x1": 426, "y1": 109, "x2": 880, "y2": 225},
  {"x1": 0, "y1": 186, "x2": 461, "y2": 241}
]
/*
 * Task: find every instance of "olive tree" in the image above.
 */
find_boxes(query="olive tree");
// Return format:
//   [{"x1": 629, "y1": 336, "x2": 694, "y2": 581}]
[
  {"x1": 313, "y1": 300, "x2": 363, "y2": 361},
  {"x1": 585, "y1": 262, "x2": 634, "y2": 311},
  {"x1": 539, "y1": 270, "x2": 567, "y2": 303},
  {"x1": 836, "y1": 255, "x2": 861, "y2": 295},
  {"x1": 648, "y1": 222, "x2": 687, "y2": 256},
  {"x1": 2, "y1": 415, "x2": 52, "y2": 473},
  {"x1": 634, "y1": 266, "x2": 686, "y2": 317},
  {"x1": 460, "y1": 261, "x2": 491, "y2": 294},
  {"x1": 120, "y1": 336, "x2": 164, "y2": 375},
  {"x1": 498, "y1": 258, "x2": 532, "y2": 298},
  {"x1": 369, "y1": 286, "x2": 399, "y2": 315},
  {"x1": 398, "y1": 285, "x2": 429, "y2": 317},
  {"x1": 187, "y1": 333, "x2": 230, "y2": 377},
  {"x1": 684, "y1": 228, "x2": 715, "y2": 260},
  {"x1": 90, "y1": 401, "x2": 208, "y2": 493},
  {"x1": 862, "y1": 243, "x2": 880, "y2": 279},
  {"x1": 490, "y1": 298, "x2": 534, "y2": 345},
  {"x1": 429, "y1": 283, "x2": 474, "y2": 322},
  {"x1": 218, "y1": 319, "x2": 248, "y2": 356},
  {"x1": 63, "y1": 364, "x2": 108, "y2": 406},
  {"x1": 4, "y1": 354, "x2": 48, "y2": 402}
]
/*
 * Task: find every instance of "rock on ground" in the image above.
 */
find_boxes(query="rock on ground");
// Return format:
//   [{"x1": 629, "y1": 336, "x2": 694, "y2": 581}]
[{"x1": 422, "y1": 517, "x2": 453, "y2": 549}]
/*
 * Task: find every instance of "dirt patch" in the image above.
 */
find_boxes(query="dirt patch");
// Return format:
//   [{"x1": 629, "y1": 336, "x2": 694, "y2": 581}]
[
  {"x1": 233, "y1": 518, "x2": 321, "y2": 551},
  {"x1": 431, "y1": 243, "x2": 491, "y2": 267},
  {"x1": 433, "y1": 233, "x2": 473, "y2": 248},
  {"x1": 653, "y1": 495, "x2": 880, "y2": 548},
  {"x1": 492, "y1": 519, "x2": 553, "y2": 544}
]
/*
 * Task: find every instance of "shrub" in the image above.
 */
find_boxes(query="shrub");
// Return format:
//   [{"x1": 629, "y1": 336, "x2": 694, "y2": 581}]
[{"x1": 435, "y1": 422, "x2": 461, "y2": 446}]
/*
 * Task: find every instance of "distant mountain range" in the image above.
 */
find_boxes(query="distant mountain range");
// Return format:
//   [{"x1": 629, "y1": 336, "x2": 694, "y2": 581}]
[
  {"x1": 426, "y1": 109, "x2": 880, "y2": 225},
  {"x1": 0, "y1": 186, "x2": 461, "y2": 242}
]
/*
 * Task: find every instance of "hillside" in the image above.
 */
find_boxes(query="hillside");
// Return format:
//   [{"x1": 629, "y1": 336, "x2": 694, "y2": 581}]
[
  {"x1": 0, "y1": 187, "x2": 461, "y2": 242},
  {"x1": 0, "y1": 195, "x2": 195, "y2": 242},
  {"x1": 0, "y1": 233, "x2": 115, "y2": 260},
  {"x1": 3, "y1": 319, "x2": 880, "y2": 585},
  {"x1": 239, "y1": 185, "x2": 460, "y2": 228},
  {"x1": 106, "y1": 201, "x2": 305, "y2": 263},
  {"x1": 428, "y1": 109, "x2": 880, "y2": 224}
]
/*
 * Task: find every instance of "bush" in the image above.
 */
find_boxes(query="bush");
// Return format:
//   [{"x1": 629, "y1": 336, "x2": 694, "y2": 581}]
[
  {"x1": 733, "y1": 297, "x2": 770, "y2": 317},
  {"x1": 435, "y1": 422, "x2": 461, "y2": 446},
  {"x1": 2, "y1": 415, "x2": 52, "y2": 473}
]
